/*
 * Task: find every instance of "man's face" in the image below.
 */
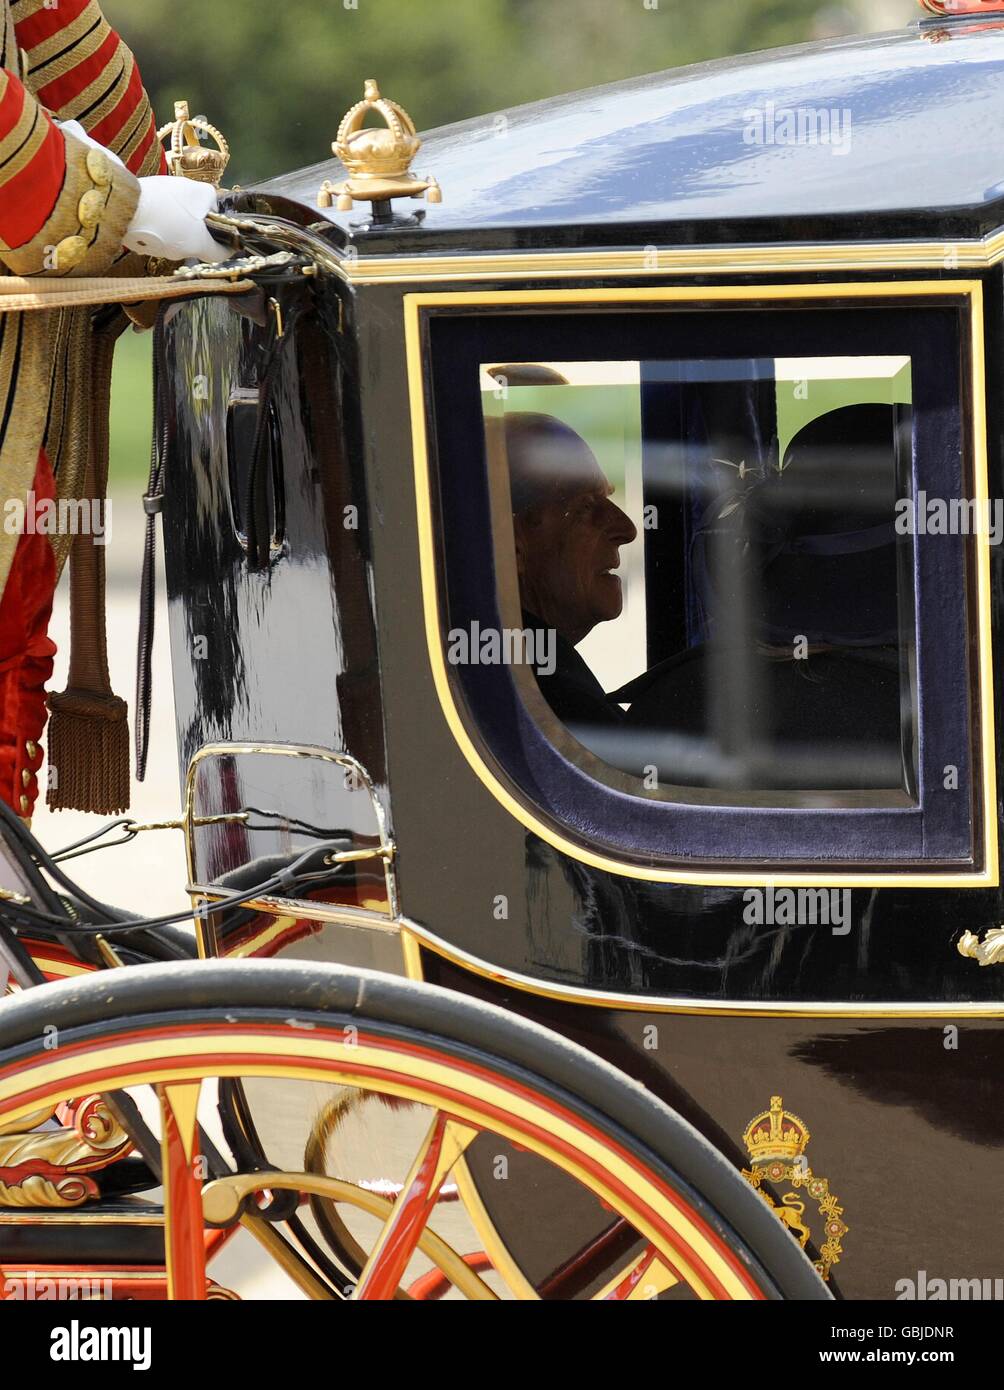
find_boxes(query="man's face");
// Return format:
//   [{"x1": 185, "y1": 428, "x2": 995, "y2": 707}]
[{"x1": 515, "y1": 481, "x2": 637, "y2": 645}]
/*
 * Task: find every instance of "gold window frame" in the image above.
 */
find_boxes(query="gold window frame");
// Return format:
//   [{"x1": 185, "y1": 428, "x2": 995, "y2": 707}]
[{"x1": 405, "y1": 281, "x2": 997, "y2": 888}]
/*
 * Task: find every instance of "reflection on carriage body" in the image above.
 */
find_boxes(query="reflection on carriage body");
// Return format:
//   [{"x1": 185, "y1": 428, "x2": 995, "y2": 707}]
[{"x1": 2, "y1": 2, "x2": 1004, "y2": 1303}]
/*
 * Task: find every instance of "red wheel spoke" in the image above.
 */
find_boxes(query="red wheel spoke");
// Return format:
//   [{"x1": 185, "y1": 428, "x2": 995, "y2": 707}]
[
  {"x1": 407, "y1": 1252, "x2": 494, "y2": 1301},
  {"x1": 605, "y1": 1246, "x2": 657, "y2": 1300},
  {"x1": 538, "y1": 1217, "x2": 639, "y2": 1298},
  {"x1": 158, "y1": 1083, "x2": 206, "y2": 1301},
  {"x1": 354, "y1": 1113, "x2": 477, "y2": 1300},
  {"x1": 596, "y1": 1246, "x2": 681, "y2": 1301}
]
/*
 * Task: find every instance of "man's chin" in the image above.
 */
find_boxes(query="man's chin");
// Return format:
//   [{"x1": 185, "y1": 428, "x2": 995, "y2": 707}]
[{"x1": 590, "y1": 580, "x2": 624, "y2": 624}]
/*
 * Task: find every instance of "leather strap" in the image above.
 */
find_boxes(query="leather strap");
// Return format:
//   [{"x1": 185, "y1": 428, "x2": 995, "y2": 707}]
[
  {"x1": 134, "y1": 309, "x2": 168, "y2": 782},
  {"x1": 65, "y1": 315, "x2": 120, "y2": 693},
  {"x1": 0, "y1": 275, "x2": 254, "y2": 314},
  {"x1": 245, "y1": 294, "x2": 307, "y2": 569}
]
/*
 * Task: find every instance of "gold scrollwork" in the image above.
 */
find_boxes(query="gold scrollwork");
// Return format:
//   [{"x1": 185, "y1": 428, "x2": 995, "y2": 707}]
[
  {"x1": 0, "y1": 1096, "x2": 130, "y2": 1210},
  {"x1": 957, "y1": 927, "x2": 1004, "y2": 966}
]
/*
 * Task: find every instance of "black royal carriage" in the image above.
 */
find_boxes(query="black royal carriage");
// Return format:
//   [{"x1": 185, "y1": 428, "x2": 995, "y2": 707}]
[{"x1": 1, "y1": 3, "x2": 1003, "y2": 1302}]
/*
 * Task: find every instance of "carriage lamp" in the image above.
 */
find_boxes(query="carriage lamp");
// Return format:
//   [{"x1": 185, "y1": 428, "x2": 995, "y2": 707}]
[
  {"x1": 318, "y1": 78, "x2": 442, "y2": 223},
  {"x1": 157, "y1": 99, "x2": 231, "y2": 187},
  {"x1": 918, "y1": 1, "x2": 1004, "y2": 14}
]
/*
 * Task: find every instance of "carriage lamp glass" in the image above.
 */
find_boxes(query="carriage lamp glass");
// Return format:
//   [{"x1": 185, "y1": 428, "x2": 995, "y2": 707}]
[
  {"x1": 188, "y1": 747, "x2": 392, "y2": 933},
  {"x1": 480, "y1": 356, "x2": 917, "y2": 800}
]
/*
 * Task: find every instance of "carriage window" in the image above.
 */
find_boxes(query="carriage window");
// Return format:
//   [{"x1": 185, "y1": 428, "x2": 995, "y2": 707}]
[{"x1": 481, "y1": 357, "x2": 917, "y2": 798}]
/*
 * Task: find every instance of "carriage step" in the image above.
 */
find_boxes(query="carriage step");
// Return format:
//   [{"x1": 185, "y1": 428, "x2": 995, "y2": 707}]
[{"x1": 0, "y1": 1197, "x2": 165, "y2": 1266}]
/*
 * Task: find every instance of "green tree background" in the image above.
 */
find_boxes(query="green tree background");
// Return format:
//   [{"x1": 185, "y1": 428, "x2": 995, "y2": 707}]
[
  {"x1": 102, "y1": 0, "x2": 917, "y2": 485},
  {"x1": 105, "y1": 0, "x2": 917, "y2": 186}
]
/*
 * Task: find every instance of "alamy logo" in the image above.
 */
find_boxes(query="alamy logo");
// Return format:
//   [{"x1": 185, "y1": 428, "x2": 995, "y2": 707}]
[
  {"x1": 3, "y1": 492, "x2": 110, "y2": 544},
  {"x1": 446, "y1": 621, "x2": 556, "y2": 676},
  {"x1": 50, "y1": 1320, "x2": 151, "y2": 1370},
  {"x1": 743, "y1": 887, "x2": 851, "y2": 933},
  {"x1": 896, "y1": 1270, "x2": 1004, "y2": 1301},
  {"x1": 743, "y1": 101, "x2": 852, "y2": 156},
  {"x1": 4, "y1": 1274, "x2": 111, "y2": 1300},
  {"x1": 895, "y1": 493, "x2": 1004, "y2": 545}
]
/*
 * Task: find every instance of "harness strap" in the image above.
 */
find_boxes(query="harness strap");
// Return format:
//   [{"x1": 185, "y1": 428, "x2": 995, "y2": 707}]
[
  {"x1": 0, "y1": 274, "x2": 254, "y2": 313},
  {"x1": 134, "y1": 309, "x2": 168, "y2": 784}
]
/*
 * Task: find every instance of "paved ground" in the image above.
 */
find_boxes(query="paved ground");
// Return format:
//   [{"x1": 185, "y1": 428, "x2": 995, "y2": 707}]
[{"x1": 32, "y1": 494, "x2": 191, "y2": 919}]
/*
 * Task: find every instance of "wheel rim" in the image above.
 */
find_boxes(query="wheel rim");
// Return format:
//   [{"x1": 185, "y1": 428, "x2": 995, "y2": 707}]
[{"x1": 0, "y1": 1017, "x2": 766, "y2": 1301}]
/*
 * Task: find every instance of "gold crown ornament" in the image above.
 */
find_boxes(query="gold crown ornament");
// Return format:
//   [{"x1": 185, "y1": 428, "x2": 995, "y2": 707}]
[
  {"x1": 318, "y1": 79, "x2": 442, "y2": 215},
  {"x1": 742, "y1": 1095, "x2": 810, "y2": 1164},
  {"x1": 157, "y1": 100, "x2": 230, "y2": 187}
]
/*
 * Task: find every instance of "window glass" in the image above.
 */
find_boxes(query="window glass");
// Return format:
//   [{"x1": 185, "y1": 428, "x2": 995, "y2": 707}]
[
  {"x1": 481, "y1": 356, "x2": 916, "y2": 797},
  {"x1": 190, "y1": 749, "x2": 390, "y2": 915}
]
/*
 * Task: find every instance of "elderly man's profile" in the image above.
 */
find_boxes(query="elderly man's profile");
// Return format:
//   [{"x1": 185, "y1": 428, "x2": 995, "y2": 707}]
[{"x1": 501, "y1": 410, "x2": 636, "y2": 727}]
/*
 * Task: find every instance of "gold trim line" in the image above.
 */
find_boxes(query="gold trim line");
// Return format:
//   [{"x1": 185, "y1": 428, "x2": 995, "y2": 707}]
[
  {"x1": 399, "y1": 913, "x2": 1004, "y2": 1018},
  {"x1": 334, "y1": 232, "x2": 1004, "y2": 285}
]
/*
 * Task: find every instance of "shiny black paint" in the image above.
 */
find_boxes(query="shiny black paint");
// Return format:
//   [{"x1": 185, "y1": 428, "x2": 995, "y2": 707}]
[
  {"x1": 160, "y1": 274, "x2": 389, "y2": 823},
  {"x1": 255, "y1": 22, "x2": 1004, "y2": 254},
  {"x1": 163, "y1": 264, "x2": 1004, "y2": 1000}
]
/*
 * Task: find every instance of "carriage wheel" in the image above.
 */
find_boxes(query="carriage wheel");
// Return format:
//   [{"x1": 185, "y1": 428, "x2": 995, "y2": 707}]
[{"x1": 0, "y1": 961, "x2": 828, "y2": 1301}]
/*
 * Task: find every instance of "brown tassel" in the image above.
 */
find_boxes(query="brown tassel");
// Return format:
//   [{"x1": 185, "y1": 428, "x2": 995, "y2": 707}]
[
  {"x1": 45, "y1": 314, "x2": 131, "y2": 815},
  {"x1": 46, "y1": 689, "x2": 130, "y2": 815}
]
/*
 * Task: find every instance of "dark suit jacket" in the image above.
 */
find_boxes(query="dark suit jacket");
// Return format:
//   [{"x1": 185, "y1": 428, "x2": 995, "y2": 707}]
[{"x1": 524, "y1": 612, "x2": 624, "y2": 727}]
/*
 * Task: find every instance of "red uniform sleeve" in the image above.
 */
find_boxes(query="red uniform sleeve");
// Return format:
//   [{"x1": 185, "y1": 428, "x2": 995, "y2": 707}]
[
  {"x1": 0, "y1": 1, "x2": 164, "y2": 276},
  {"x1": 0, "y1": 62, "x2": 67, "y2": 252},
  {"x1": 13, "y1": 0, "x2": 165, "y2": 175}
]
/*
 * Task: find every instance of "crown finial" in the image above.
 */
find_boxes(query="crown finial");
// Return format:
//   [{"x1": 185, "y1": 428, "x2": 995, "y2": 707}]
[
  {"x1": 318, "y1": 78, "x2": 442, "y2": 220},
  {"x1": 157, "y1": 99, "x2": 230, "y2": 187}
]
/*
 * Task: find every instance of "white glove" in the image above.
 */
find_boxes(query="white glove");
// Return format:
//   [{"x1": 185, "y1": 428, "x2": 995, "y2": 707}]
[
  {"x1": 123, "y1": 177, "x2": 228, "y2": 263},
  {"x1": 60, "y1": 120, "x2": 227, "y2": 263}
]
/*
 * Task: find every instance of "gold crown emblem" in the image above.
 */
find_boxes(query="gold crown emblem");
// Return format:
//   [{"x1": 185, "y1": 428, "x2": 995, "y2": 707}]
[
  {"x1": 742, "y1": 1095, "x2": 810, "y2": 1163},
  {"x1": 334, "y1": 78, "x2": 421, "y2": 179},
  {"x1": 319, "y1": 79, "x2": 441, "y2": 214},
  {"x1": 157, "y1": 100, "x2": 230, "y2": 187}
]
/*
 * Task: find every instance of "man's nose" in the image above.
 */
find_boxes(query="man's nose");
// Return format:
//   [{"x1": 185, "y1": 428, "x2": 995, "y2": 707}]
[{"x1": 602, "y1": 498, "x2": 637, "y2": 545}]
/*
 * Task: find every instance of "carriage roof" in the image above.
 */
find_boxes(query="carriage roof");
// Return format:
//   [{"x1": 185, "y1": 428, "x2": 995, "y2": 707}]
[{"x1": 255, "y1": 20, "x2": 1004, "y2": 254}]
